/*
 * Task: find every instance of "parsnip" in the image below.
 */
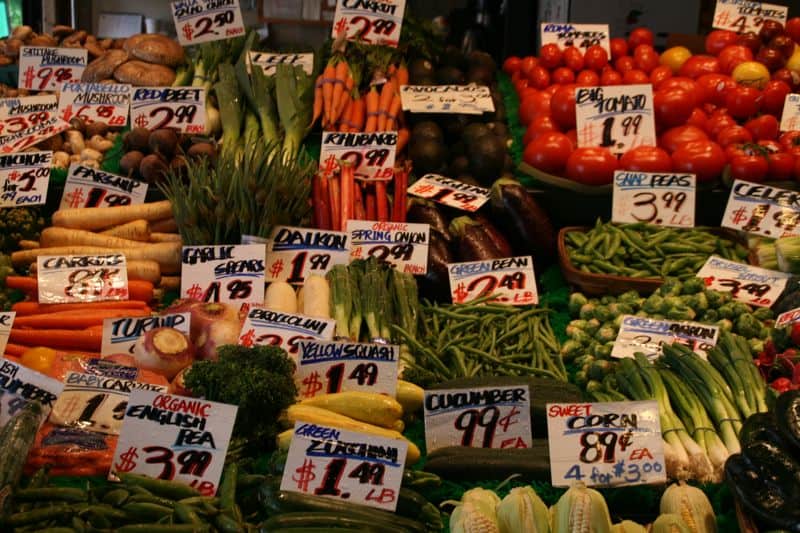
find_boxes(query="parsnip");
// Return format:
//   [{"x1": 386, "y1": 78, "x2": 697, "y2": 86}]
[
  {"x1": 52, "y1": 200, "x2": 173, "y2": 230},
  {"x1": 100, "y1": 219, "x2": 150, "y2": 241}
]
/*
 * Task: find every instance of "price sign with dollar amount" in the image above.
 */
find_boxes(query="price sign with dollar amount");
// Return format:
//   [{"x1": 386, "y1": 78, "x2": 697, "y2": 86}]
[
  {"x1": 130, "y1": 87, "x2": 206, "y2": 134},
  {"x1": 37, "y1": 254, "x2": 129, "y2": 304},
  {"x1": 546, "y1": 401, "x2": 666, "y2": 488},
  {"x1": 0, "y1": 358, "x2": 63, "y2": 427},
  {"x1": 407, "y1": 174, "x2": 491, "y2": 212},
  {"x1": 111, "y1": 390, "x2": 237, "y2": 496},
  {"x1": 101, "y1": 312, "x2": 191, "y2": 356},
  {"x1": 58, "y1": 82, "x2": 130, "y2": 127},
  {"x1": 779, "y1": 94, "x2": 800, "y2": 133},
  {"x1": 0, "y1": 312, "x2": 14, "y2": 360},
  {"x1": 400, "y1": 84, "x2": 495, "y2": 114},
  {"x1": 171, "y1": 0, "x2": 246, "y2": 46},
  {"x1": 319, "y1": 131, "x2": 397, "y2": 182},
  {"x1": 281, "y1": 422, "x2": 407, "y2": 511},
  {"x1": 539, "y1": 23, "x2": 611, "y2": 57},
  {"x1": 722, "y1": 180, "x2": 800, "y2": 239},
  {"x1": 776, "y1": 307, "x2": 800, "y2": 328},
  {"x1": 696, "y1": 255, "x2": 790, "y2": 308},
  {"x1": 266, "y1": 226, "x2": 350, "y2": 285},
  {"x1": 612, "y1": 171, "x2": 696, "y2": 228},
  {"x1": 0, "y1": 95, "x2": 69, "y2": 154},
  {"x1": 331, "y1": 0, "x2": 406, "y2": 47},
  {"x1": 238, "y1": 307, "x2": 336, "y2": 359},
  {"x1": 575, "y1": 84, "x2": 656, "y2": 156},
  {"x1": 180, "y1": 244, "x2": 265, "y2": 308},
  {"x1": 712, "y1": 0, "x2": 787, "y2": 34},
  {"x1": 0, "y1": 150, "x2": 52, "y2": 208},
  {"x1": 347, "y1": 220, "x2": 430, "y2": 275},
  {"x1": 248, "y1": 52, "x2": 314, "y2": 76},
  {"x1": 611, "y1": 315, "x2": 720, "y2": 361},
  {"x1": 447, "y1": 256, "x2": 538, "y2": 306},
  {"x1": 60, "y1": 163, "x2": 147, "y2": 210},
  {"x1": 423, "y1": 385, "x2": 533, "y2": 453},
  {"x1": 18, "y1": 47, "x2": 86, "y2": 91}
]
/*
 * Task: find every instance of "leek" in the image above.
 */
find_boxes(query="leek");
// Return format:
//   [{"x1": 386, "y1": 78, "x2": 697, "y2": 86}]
[
  {"x1": 214, "y1": 63, "x2": 243, "y2": 155},
  {"x1": 249, "y1": 64, "x2": 280, "y2": 144},
  {"x1": 349, "y1": 262, "x2": 363, "y2": 341},
  {"x1": 327, "y1": 265, "x2": 352, "y2": 340},
  {"x1": 275, "y1": 63, "x2": 313, "y2": 161},
  {"x1": 361, "y1": 259, "x2": 385, "y2": 341}
]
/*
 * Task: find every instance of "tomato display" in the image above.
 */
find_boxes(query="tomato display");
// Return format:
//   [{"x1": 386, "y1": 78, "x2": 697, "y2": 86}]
[
  {"x1": 563, "y1": 47, "x2": 584, "y2": 71},
  {"x1": 761, "y1": 80, "x2": 792, "y2": 115},
  {"x1": 524, "y1": 131, "x2": 573, "y2": 174},
  {"x1": 705, "y1": 30, "x2": 739, "y2": 56},
  {"x1": 679, "y1": 55, "x2": 721, "y2": 78},
  {"x1": 718, "y1": 45, "x2": 754, "y2": 74},
  {"x1": 660, "y1": 125, "x2": 709, "y2": 153},
  {"x1": 744, "y1": 115, "x2": 779, "y2": 141},
  {"x1": 550, "y1": 85, "x2": 578, "y2": 130},
  {"x1": 654, "y1": 88, "x2": 695, "y2": 128},
  {"x1": 539, "y1": 43, "x2": 563, "y2": 69},
  {"x1": 725, "y1": 86, "x2": 762, "y2": 119},
  {"x1": 730, "y1": 154, "x2": 769, "y2": 183},
  {"x1": 583, "y1": 45, "x2": 609, "y2": 71},
  {"x1": 619, "y1": 146, "x2": 673, "y2": 172},
  {"x1": 671, "y1": 140, "x2": 727, "y2": 182},
  {"x1": 566, "y1": 147, "x2": 619, "y2": 185}
]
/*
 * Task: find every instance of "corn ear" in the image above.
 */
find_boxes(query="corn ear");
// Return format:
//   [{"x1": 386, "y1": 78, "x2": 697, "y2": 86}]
[
  {"x1": 497, "y1": 486, "x2": 550, "y2": 533},
  {"x1": 549, "y1": 482, "x2": 612, "y2": 533},
  {"x1": 300, "y1": 391, "x2": 403, "y2": 428},
  {"x1": 651, "y1": 514, "x2": 692, "y2": 533},
  {"x1": 451, "y1": 488, "x2": 502, "y2": 533},
  {"x1": 611, "y1": 520, "x2": 646, "y2": 533},
  {"x1": 659, "y1": 482, "x2": 716, "y2": 533}
]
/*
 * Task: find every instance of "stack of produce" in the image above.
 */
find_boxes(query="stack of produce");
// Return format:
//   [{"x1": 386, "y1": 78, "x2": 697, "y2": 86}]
[
  {"x1": 41, "y1": 118, "x2": 121, "y2": 171},
  {"x1": 82, "y1": 33, "x2": 185, "y2": 86},
  {"x1": 755, "y1": 322, "x2": 800, "y2": 393},
  {"x1": 0, "y1": 24, "x2": 124, "y2": 68},
  {"x1": 117, "y1": 127, "x2": 216, "y2": 184}
]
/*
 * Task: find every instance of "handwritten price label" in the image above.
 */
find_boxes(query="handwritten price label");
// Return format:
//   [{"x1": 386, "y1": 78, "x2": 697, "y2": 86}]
[
  {"x1": 37, "y1": 254, "x2": 129, "y2": 304},
  {"x1": 448, "y1": 256, "x2": 538, "y2": 306},
  {"x1": 0, "y1": 95, "x2": 69, "y2": 153},
  {"x1": 101, "y1": 312, "x2": 191, "y2": 356},
  {"x1": 331, "y1": 0, "x2": 406, "y2": 47},
  {"x1": 612, "y1": 171, "x2": 696, "y2": 228},
  {"x1": 540, "y1": 23, "x2": 611, "y2": 56},
  {"x1": 0, "y1": 150, "x2": 52, "y2": 208},
  {"x1": 546, "y1": 401, "x2": 666, "y2": 488},
  {"x1": 575, "y1": 84, "x2": 656, "y2": 156},
  {"x1": 611, "y1": 315, "x2": 720, "y2": 361},
  {"x1": 266, "y1": 226, "x2": 350, "y2": 285},
  {"x1": 60, "y1": 163, "x2": 147, "y2": 210},
  {"x1": 347, "y1": 220, "x2": 429, "y2": 275},
  {"x1": 319, "y1": 132, "x2": 397, "y2": 182},
  {"x1": 238, "y1": 307, "x2": 336, "y2": 359},
  {"x1": 58, "y1": 82, "x2": 130, "y2": 126},
  {"x1": 697, "y1": 255, "x2": 790, "y2": 308},
  {"x1": 180, "y1": 244, "x2": 265, "y2": 308},
  {"x1": 779, "y1": 93, "x2": 800, "y2": 133},
  {"x1": 248, "y1": 52, "x2": 314, "y2": 76},
  {"x1": 722, "y1": 179, "x2": 800, "y2": 239},
  {"x1": 407, "y1": 174, "x2": 490, "y2": 212},
  {"x1": 776, "y1": 307, "x2": 800, "y2": 328},
  {"x1": 0, "y1": 312, "x2": 14, "y2": 356},
  {"x1": 171, "y1": 0, "x2": 245, "y2": 46},
  {"x1": 712, "y1": 0, "x2": 787, "y2": 33},
  {"x1": 130, "y1": 87, "x2": 205, "y2": 134},
  {"x1": 400, "y1": 84, "x2": 495, "y2": 114},
  {"x1": 18, "y1": 47, "x2": 86, "y2": 91},
  {"x1": 0, "y1": 358, "x2": 63, "y2": 426}
]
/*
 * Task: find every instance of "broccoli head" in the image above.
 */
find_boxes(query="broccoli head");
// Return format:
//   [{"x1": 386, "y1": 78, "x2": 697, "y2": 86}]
[{"x1": 0, "y1": 207, "x2": 45, "y2": 255}]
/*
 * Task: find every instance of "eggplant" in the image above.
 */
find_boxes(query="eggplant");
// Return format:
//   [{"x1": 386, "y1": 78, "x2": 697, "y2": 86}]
[
  {"x1": 407, "y1": 200, "x2": 452, "y2": 242},
  {"x1": 449, "y1": 216, "x2": 504, "y2": 262},
  {"x1": 420, "y1": 231, "x2": 455, "y2": 302},
  {"x1": 738, "y1": 412, "x2": 791, "y2": 450},
  {"x1": 776, "y1": 389, "x2": 800, "y2": 455},
  {"x1": 490, "y1": 178, "x2": 556, "y2": 264},
  {"x1": 474, "y1": 214, "x2": 513, "y2": 257}
]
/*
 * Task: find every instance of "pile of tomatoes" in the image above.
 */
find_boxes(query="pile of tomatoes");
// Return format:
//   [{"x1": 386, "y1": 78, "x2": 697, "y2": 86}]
[{"x1": 505, "y1": 21, "x2": 800, "y2": 186}]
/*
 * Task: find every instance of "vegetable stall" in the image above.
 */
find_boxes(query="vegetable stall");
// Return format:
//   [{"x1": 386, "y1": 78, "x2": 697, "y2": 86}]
[{"x1": 1, "y1": 2, "x2": 800, "y2": 532}]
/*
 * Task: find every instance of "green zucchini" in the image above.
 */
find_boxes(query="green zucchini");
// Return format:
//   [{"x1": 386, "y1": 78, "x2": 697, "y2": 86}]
[
  {"x1": 0, "y1": 401, "x2": 43, "y2": 511},
  {"x1": 424, "y1": 441, "x2": 550, "y2": 482},
  {"x1": 262, "y1": 512, "x2": 409, "y2": 532},
  {"x1": 397, "y1": 488, "x2": 442, "y2": 532}
]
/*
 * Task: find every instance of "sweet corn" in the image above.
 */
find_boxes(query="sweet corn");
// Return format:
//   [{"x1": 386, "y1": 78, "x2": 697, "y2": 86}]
[
  {"x1": 549, "y1": 482, "x2": 612, "y2": 533},
  {"x1": 659, "y1": 482, "x2": 716, "y2": 533},
  {"x1": 611, "y1": 520, "x2": 647, "y2": 533},
  {"x1": 451, "y1": 488, "x2": 502, "y2": 533},
  {"x1": 651, "y1": 514, "x2": 692, "y2": 533},
  {"x1": 497, "y1": 486, "x2": 550, "y2": 533}
]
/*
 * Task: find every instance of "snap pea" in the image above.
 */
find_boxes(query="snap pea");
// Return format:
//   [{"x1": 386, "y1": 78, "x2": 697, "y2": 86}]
[
  {"x1": 119, "y1": 473, "x2": 200, "y2": 500},
  {"x1": 116, "y1": 525, "x2": 209, "y2": 533},
  {"x1": 218, "y1": 463, "x2": 237, "y2": 513},
  {"x1": 102, "y1": 488, "x2": 130, "y2": 507},
  {"x1": 5, "y1": 505, "x2": 73, "y2": 526},
  {"x1": 122, "y1": 502, "x2": 174, "y2": 521},
  {"x1": 174, "y1": 503, "x2": 203, "y2": 525}
]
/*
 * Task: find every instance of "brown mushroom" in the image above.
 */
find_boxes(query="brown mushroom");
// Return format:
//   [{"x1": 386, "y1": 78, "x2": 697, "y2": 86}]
[
  {"x1": 28, "y1": 34, "x2": 57, "y2": 47},
  {"x1": 51, "y1": 25, "x2": 75, "y2": 39},
  {"x1": 3, "y1": 38, "x2": 22, "y2": 57},
  {"x1": 0, "y1": 56, "x2": 12, "y2": 67},
  {"x1": 99, "y1": 38, "x2": 112, "y2": 50},
  {"x1": 122, "y1": 34, "x2": 150, "y2": 52},
  {"x1": 113, "y1": 60, "x2": 176, "y2": 86},
  {"x1": 81, "y1": 49, "x2": 128, "y2": 83},
  {"x1": 11, "y1": 25, "x2": 32, "y2": 41},
  {"x1": 127, "y1": 34, "x2": 184, "y2": 67},
  {"x1": 61, "y1": 30, "x2": 87, "y2": 48},
  {"x1": 83, "y1": 36, "x2": 105, "y2": 58}
]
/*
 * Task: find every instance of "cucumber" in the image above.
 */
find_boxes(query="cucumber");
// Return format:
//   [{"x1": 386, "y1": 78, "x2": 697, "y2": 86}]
[
  {"x1": 397, "y1": 488, "x2": 442, "y2": 532},
  {"x1": 262, "y1": 512, "x2": 409, "y2": 532},
  {"x1": 0, "y1": 401, "x2": 43, "y2": 511},
  {"x1": 424, "y1": 441, "x2": 551, "y2": 482}
]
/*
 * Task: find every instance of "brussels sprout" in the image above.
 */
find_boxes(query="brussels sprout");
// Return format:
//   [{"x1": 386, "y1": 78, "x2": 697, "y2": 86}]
[
  {"x1": 681, "y1": 277, "x2": 705, "y2": 294},
  {"x1": 658, "y1": 278, "x2": 683, "y2": 296},
  {"x1": 569, "y1": 292, "x2": 589, "y2": 316}
]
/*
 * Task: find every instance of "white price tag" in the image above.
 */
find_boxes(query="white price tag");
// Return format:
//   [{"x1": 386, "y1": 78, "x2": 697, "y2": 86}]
[
  {"x1": 180, "y1": 245, "x2": 265, "y2": 308},
  {"x1": 238, "y1": 307, "x2": 336, "y2": 359},
  {"x1": 171, "y1": 0, "x2": 246, "y2": 46},
  {"x1": 266, "y1": 226, "x2": 350, "y2": 285},
  {"x1": 37, "y1": 254, "x2": 129, "y2": 304},
  {"x1": 111, "y1": 390, "x2": 237, "y2": 495},
  {"x1": 248, "y1": 52, "x2": 314, "y2": 76},
  {"x1": 0, "y1": 312, "x2": 14, "y2": 356},
  {"x1": 281, "y1": 422, "x2": 406, "y2": 511},
  {"x1": 347, "y1": 220, "x2": 430, "y2": 275},
  {"x1": 58, "y1": 82, "x2": 130, "y2": 127},
  {"x1": 779, "y1": 93, "x2": 800, "y2": 133},
  {"x1": 319, "y1": 131, "x2": 397, "y2": 181},
  {"x1": 407, "y1": 174, "x2": 490, "y2": 212},
  {"x1": 331, "y1": 0, "x2": 406, "y2": 47},
  {"x1": 0, "y1": 358, "x2": 63, "y2": 426},
  {"x1": 611, "y1": 315, "x2": 720, "y2": 361},
  {"x1": 0, "y1": 95, "x2": 69, "y2": 153},
  {"x1": 776, "y1": 307, "x2": 800, "y2": 328},
  {"x1": 546, "y1": 401, "x2": 666, "y2": 488},
  {"x1": 712, "y1": 0, "x2": 788, "y2": 33},
  {"x1": 540, "y1": 22, "x2": 611, "y2": 57},
  {"x1": 575, "y1": 85, "x2": 656, "y2": 156},
  {"x1": 60, "y1": 163, "x2": 148, "y2": 210},
  {"x1": 0, "y1": 150, "x2": 52, "y2": 208},
  {"x1": 296, "y1": 340, "x2": 399, "y2": 399},
  {"x1": 612, "y1": 171, "x2": 696, "y2": 228},
  {"x1": 101, "y1": 312, "x2": 191, "y2": 356},
  {"x1": 697, "y1": 255, "x2": 790, "y2": 308},
  {"x1": 18, "y1": 47, "x2": 87, "y2": 91},
  {"x1": 447, "y1": 256, "x2": 538, "y2": 306},
  {"x1": 400, "y1": 84, "x2": 495, "y2": 114},
  {"x1": 130, "y1": 87, "x2": 206, "y2": 134},
  {"x1": 722, "y1": 180, "x2": 800, "y2": 239},
  {"x1": 424, "y1": 385, "x2": 533, "y2": 452}
]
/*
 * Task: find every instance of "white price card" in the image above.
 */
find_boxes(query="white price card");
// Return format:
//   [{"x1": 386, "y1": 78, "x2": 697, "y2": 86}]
[
  {"x1": 281, "y1": 422, "x2": 407, "y2": 511},
  {"x1": 407, "y1": 174, "x2": 490, "y2": 212},
  {"x1": 612, "y1": 171, "x2": 696, "y2": 228},
  {"x1": 171, "y1": 0, "x2": 246, "y2": 46},
  {"x1": 319, "y1": 131, "x2": 397, "y2": 181},
  {"x1": 400, "y1": 84, "x2": 495, "y2": 114},
  {"x1": 111, "y1": 390, "x2": 237, "y2": 495},
  {"x1": 296, "y1": 340, "x2": 399, "y2": 399},
  {"x1": 347, "y1": 220, "x2": 430, "y2": 275},
  {"x1": 575, "y1": 85, "x2": 656, "y2": 156},
  {"x1": 697, "y1": 255, "x2": 790, "y2": 308},
  {"x1": 776, "y1": 307, "x2": 800, "y2": 328},
  {"x1": 721, "y1": 180, "x2": 800, "y2": 239},
  {"x1": 611, "y1": 315, "x2": 720, "y2": 361},
  {"x1": 540, "y1": 23, "x2": 611, "y2": 56},
  {"x1": 331, "y1": 0, "x2": 406, "y2": 47},
  {"x1": 130, "y1": 87, "x2": 206, "y2": 134},
  {"x1": 0, "y1": 358, "x2": 63, "y2": 426},
  {"x1": 102, "y1": 312, "x2": 191, "y2": 356},
  {"x1": 37, "y1": 254, "x2": 129, "y2": 304},
  {"x1": 180, "y1": 244, "x2": 265, "y2": 308},
  {"x1": 546, "y1": 401, "x2": 666, "y2": 488},
  {"x1": 712, "y1": 0, "x2": 788, "y2": 33},
  {"x1": 266, "y1": 226, "x2": 350, "y2": 285},
  {"x1": 779, "y1": 93, "x2": 799, "y2": 133},
  {"x1": 0, "y1": 312, "x2": 14, "y2": 356},
  {"x1": 60, "y1": 163, "x2": 148, "y2": 210},
  {"x1": 0, "y1": 150, "x2": 52, "y2": 208},
  {"x1": 424, "y1": 385, "x2": 533, "y2": 452},
  {"x1": 248, "y1": 52, "x2": 314, "y2": 76},
  {"x1": 238, "y1": 307, "x2": 336, "y2": 359},
  {"x1": 0, "y1": 95, "x2": 69, "y2": 153},
  {"x1": 58, "y1": 82, "x2": 130, "y2": 127},
  {"x1": 18, "y1": 47, "x2": 87, "y2": 91},
  {"x1": 448, "y1": 256, "x2": 538, "y2": 306}
]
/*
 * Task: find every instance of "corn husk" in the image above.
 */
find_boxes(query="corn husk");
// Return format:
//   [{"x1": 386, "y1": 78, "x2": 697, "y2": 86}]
[
  {"x1": 450, "y1": 488, "x2": 501, "y2": 533},
  {"x1": 611, "y1": 520, "x2": 647, "y2": 533},
  {"x1": 651, "y1": 514, "x2": 692, "y2": 533},
  {"x1": 659, "y1": 482, "x2": 716, "y2": 533},
  {"x1": 549, "y1": 482, "x2": 612, "y2": 533},
  {"x1": 497, "y1": 486, "x2": 550, "y2": 533}
]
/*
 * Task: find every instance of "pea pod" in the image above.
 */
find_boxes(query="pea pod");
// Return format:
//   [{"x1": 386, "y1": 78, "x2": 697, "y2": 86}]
[{"x1": 119, "y1": 473, "x2": 199, "y2": 500}]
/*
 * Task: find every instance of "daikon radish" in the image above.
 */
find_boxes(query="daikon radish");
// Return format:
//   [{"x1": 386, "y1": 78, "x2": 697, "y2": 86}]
[
  {"x1": 12, "y1": 242, "x2": 181, "y2": 274},
  {"x1": 149, "y1": 233, "x2": 182, "y2": 243},
  {"x1": 303, "y1": 275, "x2": 331, "y2": 318},
  {"x1": 159, "y1": 276, "x2": 180, "y2": 291},
  {"x1": 40, "y1": 227, "x2": 148, "y2": 249},
  {"x1": 150, "y1": 218, "x2": 178, "y2": 233},
  {"x1": 296, "y1": 286, "x2": 305, "y2": 313},
  {"x1": 18, "y1": 240, "x2": 39, "y2": 250},
  {"x1": 101, "y1": 219, "x2": 150, "y2": 241},
  {"x1": 52, "y1": 200, "x2": 173, "y2": 230},
  {"x1": 29, "y1": 259, "x2": 161, "y2": 285},
  {"x1": 264, "y1": 281, "x2": 297, "y2": 313}
]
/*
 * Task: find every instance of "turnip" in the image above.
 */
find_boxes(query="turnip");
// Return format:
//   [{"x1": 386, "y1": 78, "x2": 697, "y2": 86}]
[{"x1": 133, "y1": 327, "x2": 194, "y2": 379}]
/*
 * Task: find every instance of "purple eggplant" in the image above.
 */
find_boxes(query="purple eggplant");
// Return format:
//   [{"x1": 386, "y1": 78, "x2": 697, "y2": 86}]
[
  {"x1": 421, "y1": 231, "x2": 455, "y2": 302},
  {"x1": 490, "y1": 177, "x2": 556, "y2": 264},
  {"x1": 450, "y1": 216, "x2": 504, "y2": 262},
  {"x1": 474, "y1": 213, "x2": 513, "y2": 257},
  {"x1": 407, "y1": 200, "x2": 452, "y2": 242}
]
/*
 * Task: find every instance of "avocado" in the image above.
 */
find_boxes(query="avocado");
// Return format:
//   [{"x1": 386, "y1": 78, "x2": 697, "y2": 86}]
[
  {"x1": 440, "y1": 114, "x2": 469, "y2": 141},
  {"x1": 468, "y1": 50, "x2": 497, "y2": 72},
  {"x1": 468, "y1": 135, "x2": 507, "y2": 185},
  {"x1": 487, "y1": 121, "x2": 509, "y2": 139},
  {"x1": 409, "y1": 58, "x2": 435, "y2": 84},
  {"x1": 467, "y1": 65, "x2": 495, "y2": 85},
  {"x1": 449, "y1": 155, "x2": 470, "y2": 176},
  {"x1": 456, "y1": 174, "x2": 481, "y2": 187},
  {"x1": 411, "y1": 120, "x2": 444, "y2": 144},
  {"x1": 441, "y1": 45, "x2": 467, "y2": 70},
  {"x1": 435, "y1": 65, "x2": 465, "y2": 85},
  {"x1": 462, "y1": 122, "x2": 492, "y2": 148},
  {"x1": 409, "y1": 138, "x2": 448, "y2": 175}
]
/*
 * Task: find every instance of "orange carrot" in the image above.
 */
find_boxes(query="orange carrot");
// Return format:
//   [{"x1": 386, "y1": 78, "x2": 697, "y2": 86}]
[
  {"x1": 3, "y1": 343, "x2": 27, "y2": 357},
  {"x1": 312, "y1": 74, "x2": 324, "y2": 126},
  {"x1": 387, "y1": 64, "x2": 397, "y2": 77},
  {"x1": 9, "y1": 328, "x2": 102, "y2": 352},
  {"x1": 338, "y1": 95, "x2": 354, "y2": 132},
  {"x1": 333, "y1": 75, "x2": 354, "y2": 124},
  {"x1": 329, "y1": 174, "x2": 342, "y2": 231},
  {"x1": 329, "y1": 61, "x2": 349, "y2": 126},
  {"x1": 4, "y1": 275, "x2": 37, "y2": 293},
  {"x1": 396, "y1": 64, "x2": 409, "y2": 87},
  {"x1": 364, "y1": 88, "x2": 380, "y2": 132},
  {"x1": 386, "y1": 92, "x2": 402, "y2": 130},
  {"x1": 351, "y1": 95, "x2": 366, "y2": 132},
  {"x1": 14, "y1": 308, "x2": 151, "y2": 329},
  {"x1": 322, "y1": 63, "x2": 337, "y2": 126},
  {"x1": 375, "y1": 179, "x2": 389, "y2": 222},
  {"x1": 353, "y1": 183, "x2": 366, "y2": 220},
  {"x1": 12, "y1": 300, "x2": 151, "y2": 316},
  {"x1": 365, "y1": 188, "x2": 377, "y2": 220},
  {"x1": 397, "y1": 127, "x2": 410, "y2": 153},
  {"x1": 376, "y1": 82, "x2": 394, "y2": 131},
  {"x1": 340, "y1": 162, "x2": 354, "y2": 230}
]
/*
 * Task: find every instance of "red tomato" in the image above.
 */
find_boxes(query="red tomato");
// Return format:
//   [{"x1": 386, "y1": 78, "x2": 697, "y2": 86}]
[
  {"x1": 758, "y1": 140, "x2": 782, "y2": 153},
  {"x1": 519, "y1": 92, "x2": 551, "y2": 125},
  {"x1": 503, "y1": 56, "x2": 522, "y2": 74},
  {"x1": 745, "y1": 115, "x2": 779, "y2": 141},
  {"x1": 513, "y1": 77, "x2": 529, "y2": 93},
  {"x1": 717, "y1": 45, "x2": 754, "y2": 74},
  {"x1": 524, "y1": 131, "x2": 573, "y2": 174},
  {"x1": 715, "y1": 124, "x2": 753, "y2": 147},
  {"x1": 671, "y1": 140, "x2": 727, "y2": 182},
  {"x1": 620, "y1": 145, "x2": 673, "y2": 172},
  {"x1": 610, "y1": 38, "x2": 628, "y2": 60},
  {"x1": 518, "y1": 87, "x2": 539, "y2": 102},
  {"x1": 539, "y1": 43, "x2": 563, "y2": 69},
  {"x1": 696, "y1": 73, "x2": 736, "y2": 105},
  {"x1": 527, "y1": 65, "x2": 551, "y2": 89},
  {"x1": 772, "y1": 69, "x2": 800, "y2": 92},
  {"x1": 543, "y1": 84, "x2": 560, "y2": 97},
  {"x1": 615, "y1": 56, "x2": 635, "y2": 73},
  {"x1": 706, "y1": 113, "x2": 737, "y2": 138},
  {"x1": 520, "y1": 56, "x2": 539, "y2": 76},
  {"x1": 657, "y1": 77, "x2": 698, "y2": 95},
  {"x1": 584, "y1": 45, "x2": 609, "y2": 71},
  {"x1": 796, "y1": 156, "x2": 800, "y2": 180},
  {"x1": 660, "y1": 125, "x2": 710, "y2": 152},
  {"x1": 780, "y1": 131, "x2": 800, "y2": 155},
  {"x1": 705, "y1": 30, "x2": 739, "y2": 55},
  {"x1": 725, "y1": 143, "x2": 754, "y2": 159},
  {"x1": 768, "y1": 152, "x2": 795, "y2": 181},
  {"x1": 601, "y1": 69, "x2": 623, "y2": 86},
  {"x1": 730, "y1": 154, "x2": 769, "y2": 182},
  {"x1": 787, "y1": 17, "x2": 800, "y2": 44},
  {"x1": 686, "y1": 108, "x2": 709, "y2": 131},
  {"x1": 725, "y1": 86, "x2": 762, "y2": 119},
  {"x1": 552, "y1": 67, "x2": 576, "y2": 84},
  {"x1": 623, "y1": 69, "x2": 650, "y2": 84},
  {"x1": 628, "y1": 27, "x2": 654, "y2": 49},
  {"x1": 524, "y1": 115, "x2": 559, "y2": 144},
  {"x1": 762, "y1": 80, "x2": 792, "y2": 115},
  {"x1": 550, "y1": 84, "x2": 578, "y2": 130},
  {"x1": 650, "y1": 65, "x2": 674, "y2": 87},
  {"x1": 679, "y1": 55, "x2": 722, "y2": 78},
  {"x1": 654, "y1": 88, "x2": 696, "y2": 128},
  {"x1": 633, "y1": 44, "x2": 660, "y2": 73},
  {"x1": 576, "y1": 70, "x2": 601, "y2": 86},
  {"x1": 566, "y1": 147, "x2": 619, "y2": 185},
  {"x1": 563, "y1": 47, "x2": 585, "y2": 71}
]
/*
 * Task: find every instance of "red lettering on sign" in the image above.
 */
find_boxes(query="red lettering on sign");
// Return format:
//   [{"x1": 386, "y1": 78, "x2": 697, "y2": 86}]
[
  {"x1": 548, "y1": 404, "x2": 593, "y2": 417},
  {"x1": 152, "y1": 394, "x2": 211, "y2": 417}
]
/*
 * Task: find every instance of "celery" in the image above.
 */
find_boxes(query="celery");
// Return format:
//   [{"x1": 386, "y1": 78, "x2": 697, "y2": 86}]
[{"x1": 776, "y1": 235, "x2": 800, "y2": 273}]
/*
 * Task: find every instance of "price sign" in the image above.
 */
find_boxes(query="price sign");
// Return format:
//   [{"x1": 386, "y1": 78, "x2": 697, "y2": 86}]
[
  {"x1": 347, "y1": 220, "x2": 429, "y2": 275},
  {"x1": 319, "y1": 131, "x2": 397, "y2": 181},
  {"x1": 18, "y1": 47, "x2": 86, "y2": 91},
  {"x1": 37, "y1": 254, "x2": 129, "y2": 304},
  {"x1": 266, "y1": 226, "x2": 350, "y2": 285},
  {"x1": 722, "y1": 180, "x2": 800, "y2": 238},
  {"x1": 540, "y1": 23, "x2": 611, "y2": 57},
  {"x1": 546, "y1": 401, "x2": 666, "y2": 488},
  {"x1": 612, "y1": 171, "x2": 696, "y2": 228},
  {"x1": 424, "y1": 385, "x2": 533, "y2": 452},
  {"x1": 130, "y1": 87, "x2": 205, "y2": 134},
  {"x1": 779, "y1": 93, "x2": 799, "y2": 132},
  {"x1": 776, "y1": 307, "x2": 800, "y2": 328},
  {"x1": 180, "y1": 244, "x2": 265, "y2": 308},
  {"x1": 0, "y1": 312, "x2": 14, "y2": 356},
  {"x1": 400, "y1": 84, "x2": 495, "y2": 114},
  {"x1": 296, "y1": 340, "x2": 399, "y2": 399},
  {"x1": 281, "y1": 422, "x2": 406, "y2": 511},
  {"x1": 238, "y1": 307, "x2": 336, "y2": 358},
  {"x1": 171, "y1": 0, "x2": 246, "y2": 46},
  {"x1": 448, "y1": 256, "x2": 538, "y2": 306},
  {"x1": 612, "y1": 315, "x2": 720, "y2": 361},
  {"x1": 407, "y1": 174, "x2": 490, "y2": 212},
  {"x1": 111, "y1": 390, "x2": 237, "y2": 495},
  {"x1": 0, "y1": 150, "x2": 52, "y2": 208},
  {"x1": 331, "y1": 0, "x2": 406, "y2": 47},
  {"x1": 697, "y1": 255, "x2": 790, "y2": 308},
  {"x1": 102, "y1": 312, "x2": 191, "y2": 356},
  {"x1": 0, "y1": 95, "x2": 69, "y2": 153},
  {"x1": 0, "y1": 358, "x2": 63, "y2": 426},
  {"x1": 248, "y1": 52, "x2": 314, "y2": 76},
  {"x1": 58, "y1": 82, "x2": 130, "y2": 126},
  {"x1": 60, "y1": 163, "x2": 147, "y2": 210},
  {"x1": 712, "y1": 0, "x2": 788, "y2": 33},
  {"x1": 575, "y1": 85, "x2": 656, "y2": 156}
]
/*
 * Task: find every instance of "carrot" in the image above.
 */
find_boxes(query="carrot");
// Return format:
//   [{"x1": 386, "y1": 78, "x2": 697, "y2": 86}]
[
  {"x1": 321, "y1": 63, "x2": 337, "y2": 126},
  {"x1": 351, "y1": 95, "x2": 366, "y2": 132},
  {"x1": 14, "y1": 308, "x2": 151, "y2": 329},
  {"x1": 312, "y1": 73, "x2": 324, "y2": 125},
  {"x1": 18, "y1": 240, "x2": 39, "y2": 250},
  {"x1": 338, "y1": 95, "x2": 354, "y2": 132},
  {"x1": 396, "y1": 63, "x2": 409, "y2": 87},
  {"x1": 12, "y1": 300, "x2": 150, "y2": 316},
  {"x1": 100, "y1": 219, "x2": 150, "y2": 241},
  {"x1": 150, "y1": 218, "x2": 177, "y2": 233},
  {"x1": 330, "y1": 61, "x2": 350, "y2": 126},
  {"x1": 397, "y1": 127, "x2": 410, "y2": 153},
  {"x1": 3, "y1": 343, "x2": 27, "y2": 357},
  {"x1": 376, "y1": 82, "x2": 394, "y2": 131},
  {"x1": 329, "y1": 174, "x2": 342, "y2": 232},
  {"x1": 317, "y1": 174, "x2": 332, "y2": 230},
  {"x1": 364, "y1": 88, "x2": 379, "y2": 132},
  {"x1": 9, "y1": 328, "x2": 102, "y2": 351},
  {"x1": 386, "y1": 92, "x2": 402, "y2": 130},
  {"x1": 4, "y1": 276, "x2": 37, "y2": 293},
  {"x1": 52, "y1": 200, "x2": 173, "y2": 231},
  {"x1": 5, "y1": 276, "x2": 154, "y2": 303},
  {"x1": 365, "y1": 188, "x2": 377, "y2": 220},
  {"x1": 376, "y1": 179, "x2": 389, "y2": 222},
  {"x1": 149, "y1": 233, "x2": 182, "y2": 243},
  {"x1": 11, "y1": 242, "x2": 181, "y2": 274},
  {"x1": 353, "y1": 183, "x2": 366, "y2": 220},
  {"x1": 339, "y1": 162, "x2": 353, "y2": 230}
]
